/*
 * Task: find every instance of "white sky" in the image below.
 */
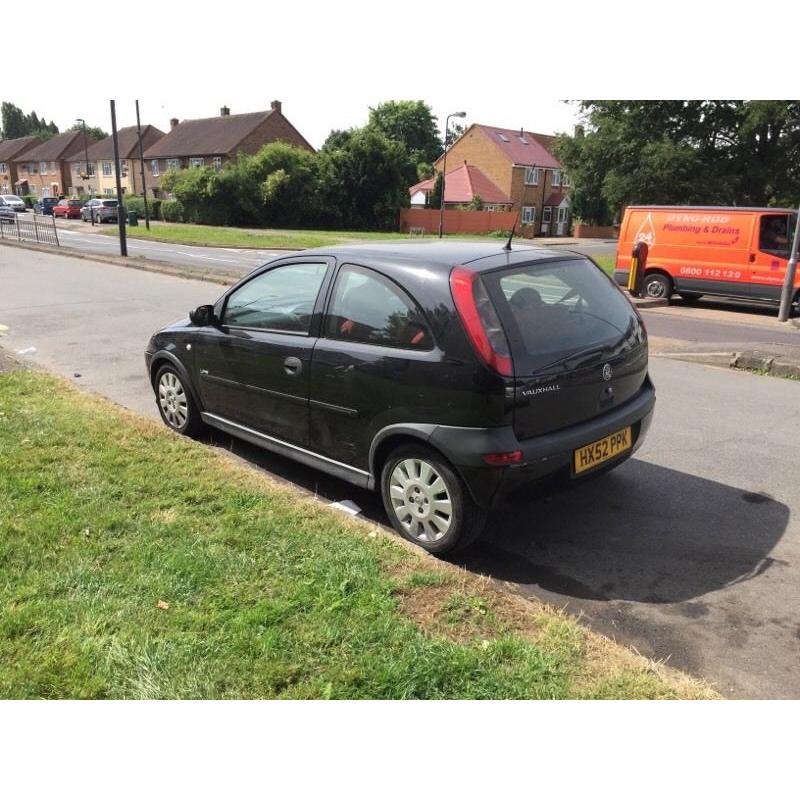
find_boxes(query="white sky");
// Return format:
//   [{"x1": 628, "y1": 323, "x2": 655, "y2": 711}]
[{"x1": 6, "y1": 1, "x2": 799, "y2": 149}]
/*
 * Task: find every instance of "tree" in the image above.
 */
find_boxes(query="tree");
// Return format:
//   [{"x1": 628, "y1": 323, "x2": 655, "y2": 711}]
[
  {"x1": 69, "y1": 123, "x2": 108, "y2": 141},
  {"x1": 318, "y1": 127, "x2": 409, "y2": 229},
  {"x1": 555, "y1": 101, "x2": 800, "y2": 224},
  {"x1": 427, "y1": 172, "x2": 443, "y2": 210},
  {"x1": 445, "y1": 121, "x2": 465, "y2": 148},
  {"x1": 1, "y1": 102, "x2": 60, "y2": 140},
  {"x1": 367, "y1": 100, "x2": 441, "y2": 165}
]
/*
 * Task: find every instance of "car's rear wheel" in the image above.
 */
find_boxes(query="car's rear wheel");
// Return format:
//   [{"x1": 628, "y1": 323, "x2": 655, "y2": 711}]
[
  {"x1": 154, "y1": 365, "x2": 203, "y2": 436},
  {"x1": 380, "y1": 444, "x2": 487, "y2": 555},
  {"x1": 642, "y1": 272, "x2": 673, "y2": 300}
]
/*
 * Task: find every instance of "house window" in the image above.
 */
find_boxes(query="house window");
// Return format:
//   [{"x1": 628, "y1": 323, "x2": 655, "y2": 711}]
[
  {"x1": 524, "y1": 167, "x2": 539, "y2": 186},
  {"x1": 49, "y1": 162, "x2": 56, "y2": 174},
  {"x1": 42, "y1": 186, "x2": 50, "y2": 198},
  {"x1": 166, "y1": 159, "x2": 181, "y2": 171},
  {"x1": 104, "y1": 188, "x2": 115, "y2": 196},
  {"x1": 212, "y1": 157, "x2": 222, "y2": 171},
  {"x1": 562, "y1": 172, "x2": 571, "y2": 187},
  {"x1": 521, "y1": 206, "x2": 535, "y2": 224},
  {"x1": 552, "y1": 170, "x2": 561, "y2": 187},
  {"x1": 28, "y1": 162, "x2": 36, "y2": 174},
  {"x1": 102, "y1": 161, "x2": 113, "y2": 176},
  {"x1": 542, "y1": 207, "x2": 552, "y2": 224},
  {"x1": 557, "y1": 206, "x2": 568, "y2": 223},
  {"x1": 497, "y1": 132, "x2": 510, "y2": 142},
  {"x1": 190, "y1": 157, "x2": 205, "y2": 168},
  {"x1": 0, "y1": 163, "x2": 6, "y2": 174},
  {"x1": 40, "y1": 162, "x2": 48, "y2": 175},
  {"x1": 151, "y1": 160, "x2": 159, "y2": 177}
]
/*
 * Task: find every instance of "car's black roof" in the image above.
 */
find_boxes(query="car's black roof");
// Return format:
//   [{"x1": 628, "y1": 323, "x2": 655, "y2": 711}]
[{"x1": 298, "y1": 240, "x2": 581, "y2": 273}]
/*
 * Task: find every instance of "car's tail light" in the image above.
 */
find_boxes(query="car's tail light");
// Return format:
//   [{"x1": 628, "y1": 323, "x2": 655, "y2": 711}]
[
  {"x1": 482, "y1": 450, "x2": 523, "y2": 466},
  {"x1": 450, "y1": 266, "x2": 513, "y2": 376}
]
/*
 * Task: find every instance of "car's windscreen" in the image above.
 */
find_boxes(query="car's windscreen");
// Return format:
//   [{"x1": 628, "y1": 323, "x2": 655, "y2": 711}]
[
  {"x1": 481, "y1": 259, "x2": 639, "y2": 375},
  {"x1": 3, "y1": 195, "x2": 22, "y2": 202}
]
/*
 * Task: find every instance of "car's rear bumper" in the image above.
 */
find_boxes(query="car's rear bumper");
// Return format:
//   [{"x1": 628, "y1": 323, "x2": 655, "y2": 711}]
[{"x1": 429, "y1": 378, "x2": 656, "y2": 507}]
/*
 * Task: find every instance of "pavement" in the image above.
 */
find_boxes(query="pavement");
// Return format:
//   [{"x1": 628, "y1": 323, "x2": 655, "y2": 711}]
[{"x1": 2, "y1": 245, "x2": 799, "y2": 697}]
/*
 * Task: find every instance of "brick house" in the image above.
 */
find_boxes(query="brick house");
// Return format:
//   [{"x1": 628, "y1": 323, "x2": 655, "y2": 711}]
[
  {"x1": 11, "y1": 130, "x2": 94, "y2": 198},
  {"x1": 409, "y1": 163, "x2": 512, "y2": 210},
  {"x1": 433, "y1": 124, "x2": 571, "y2": 236},
  {"x1": 66, "y1": 125, "x2": 166, "y2": 197},
  {"x1": 142, "y1": 101, "x2": 314, "y2": 196},
  {"x1": 0, "y1": 136, "x2": 39, "y2": 194}
]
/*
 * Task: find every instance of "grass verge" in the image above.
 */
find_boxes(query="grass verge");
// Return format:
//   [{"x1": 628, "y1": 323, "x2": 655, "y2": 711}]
[{"x1": 0, "y1": 368, "x2": 715, "y2": 699}]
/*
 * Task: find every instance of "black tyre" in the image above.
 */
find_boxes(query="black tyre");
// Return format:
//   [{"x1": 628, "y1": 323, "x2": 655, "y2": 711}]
[
  {"x1": 679, "y1": 291, "x2": 703, "y2": 303},
  {"x1": 792, "y1": 290, "x2": 800, "y2": 319},
  {"x1": 642, "y1": 272, "x2": 673, "y2": 300},
  {"x1": 380, "y1": 443, "x2": 487, "y2": 555},
  {"x1": 154, "y1": 364, "x2": 204, "y2": 437}
]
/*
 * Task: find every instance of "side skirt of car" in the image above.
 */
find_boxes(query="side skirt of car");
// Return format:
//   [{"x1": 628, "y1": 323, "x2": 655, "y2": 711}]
[{"x1": 200, "y1": 411, "x2": 373, "y2": 489}]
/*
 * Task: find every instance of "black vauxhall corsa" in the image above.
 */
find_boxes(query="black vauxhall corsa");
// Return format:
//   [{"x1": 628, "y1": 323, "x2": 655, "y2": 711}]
[{"x1": 145, "y1": 242, "x2": 655, "y2": 554}]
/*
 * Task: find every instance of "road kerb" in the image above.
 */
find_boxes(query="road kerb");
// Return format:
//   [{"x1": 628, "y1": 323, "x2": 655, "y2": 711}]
[{"x1": 0, "y1": 239, "x2": 236, "y2": 286}]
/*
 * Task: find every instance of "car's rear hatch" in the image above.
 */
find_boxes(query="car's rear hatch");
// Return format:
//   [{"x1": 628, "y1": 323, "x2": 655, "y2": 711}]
[{"x1": 480, "y1": 257, "x2": 648, "y2": 439}]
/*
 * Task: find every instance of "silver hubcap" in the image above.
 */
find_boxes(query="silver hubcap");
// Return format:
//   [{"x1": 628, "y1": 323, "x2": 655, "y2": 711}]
[
  {"x1": 158, "y1": 371, "x2": 188, "y2": 429},
  {"x1": 646, "y1": 280, "x2": 666, "y2": 298},
  {"x1": 389, "y1": 458, "x2": 453, "y2": 543}
]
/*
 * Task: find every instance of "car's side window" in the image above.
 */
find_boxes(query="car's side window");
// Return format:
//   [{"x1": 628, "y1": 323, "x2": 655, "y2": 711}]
[
  {"x1": 223, "y1": 262, "x2": 328, "y2": 334},
  {"x1": 325, "y1": 264, "x2": 432, "y2": 350}
]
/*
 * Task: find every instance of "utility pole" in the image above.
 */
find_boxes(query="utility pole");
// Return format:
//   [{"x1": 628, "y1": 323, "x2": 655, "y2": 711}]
[
  {"x1": 135, "y1": 99, "x2": 151, "y2": 230},
  {"x1": 110, "y1": 100, "x2": 127, "y2": 257},
  {"x1": 438, "y1": 111, "x2": 466, "y2": 238},
  {"x1": 777, "y1": 207, "x2": 800, "y2": 321},
  {"x1": 75, "y1": 117, "x2": 94, "y2": 225}
]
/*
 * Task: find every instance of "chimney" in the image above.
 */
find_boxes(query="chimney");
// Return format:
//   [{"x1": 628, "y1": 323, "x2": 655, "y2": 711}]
[
  {"x1": 220, "y1": 106, "x2": 230, "y2": 117},
  {"x1": 270, "y1": 100, "x2": 282, "y2": 113},
  {"x1": 170, "y1": 117, "x2": 179, "y2": 129}
]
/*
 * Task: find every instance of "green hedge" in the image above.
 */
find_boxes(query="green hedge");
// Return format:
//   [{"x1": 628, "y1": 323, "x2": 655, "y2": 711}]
[
  {"x1": 161, "y1": 199, "x2": 184, "y2": 223},
  {"x1": 124, "y1": 195, "x2": 163, "y2": 221},
  {"x1": 22, "y1": 195, "x2": 36, "y2": 208}
]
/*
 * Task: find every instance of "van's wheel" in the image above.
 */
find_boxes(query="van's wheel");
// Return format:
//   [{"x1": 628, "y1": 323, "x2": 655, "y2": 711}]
[
  {"x1": 643, "y1": 273, "x2": 673, "y2": 300},
  {"x1": 792, "y1": 290, "x2": 800, "y2": 318},
  {"x1": 154, "y1": 364, "x2": 204, "y2": 437},
  {"x1": 380, "y1": 444, "x2": 487, "y2": 555}
]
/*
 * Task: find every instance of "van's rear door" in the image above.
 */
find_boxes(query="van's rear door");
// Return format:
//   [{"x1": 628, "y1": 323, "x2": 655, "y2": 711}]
[{"x1": 481, "y1": 258, "x2": 648, "y2": 440}]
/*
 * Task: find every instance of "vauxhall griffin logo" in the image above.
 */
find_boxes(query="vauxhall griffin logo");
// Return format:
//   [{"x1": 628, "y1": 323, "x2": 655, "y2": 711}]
[{"x1": 602, "y1": 363, "x2": 613, "y2": 382}]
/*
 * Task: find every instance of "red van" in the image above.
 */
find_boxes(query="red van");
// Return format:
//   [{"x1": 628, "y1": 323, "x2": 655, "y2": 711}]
[{"x1": 614, "y1": 206, "x2": 799, "y2": 313}]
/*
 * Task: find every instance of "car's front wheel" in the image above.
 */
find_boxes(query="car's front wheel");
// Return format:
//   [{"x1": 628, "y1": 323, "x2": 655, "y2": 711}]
[
  {"x1": 642, "y1": 272, "x2": 673, "y2": 300},
  {"x1": 380, "y1": 444, "x2": 487, "y2": 555},
  {"x1": 154, "y1": 364, "x2": 203, "y2": 436}
]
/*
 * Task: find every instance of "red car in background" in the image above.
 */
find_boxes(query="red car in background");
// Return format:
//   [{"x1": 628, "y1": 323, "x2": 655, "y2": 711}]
[{"x1": 53, "y1": 199, "x2": 83, "y2": 220}]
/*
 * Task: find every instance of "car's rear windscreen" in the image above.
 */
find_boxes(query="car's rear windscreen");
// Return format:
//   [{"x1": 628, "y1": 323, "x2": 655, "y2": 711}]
[
  {"x1": 481, "y1": 258, "x2": 639, "y2": 375},
  {"x1": 101, "y1": 201, "x2": 119, "y2": 208}
]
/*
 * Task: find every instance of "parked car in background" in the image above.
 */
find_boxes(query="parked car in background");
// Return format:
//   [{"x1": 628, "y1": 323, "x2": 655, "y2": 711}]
[
  {"x1": 615, "y1": 205, "x2": 800, "y2": 314},
  {"x1": 145, "y1": 242, "x2": 654, "y2": 555},
  {"x1": 81, "y1": 198, "x2": 120, "y2": 223},
  {"x1": 1, "y1": 194, "x2": 27, "y2": 212},
  {"x1": 52, "y1": 199, "x2": 84, "y2": 220},
  {"x1": 33, "y1": 197, "x2": 60, "y2": 216},
  {"x1": 0, "y1": 197, "x2": 16, "y2": 223}
]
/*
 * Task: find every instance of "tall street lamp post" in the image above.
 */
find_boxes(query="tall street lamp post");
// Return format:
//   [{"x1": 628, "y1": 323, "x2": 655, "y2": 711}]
[
  {"x1": 75, "y1": 117, "x2": 94, "y2": 225},
  {"x1": 438, "y1": 111, "x2": 466, "y2": 238}
]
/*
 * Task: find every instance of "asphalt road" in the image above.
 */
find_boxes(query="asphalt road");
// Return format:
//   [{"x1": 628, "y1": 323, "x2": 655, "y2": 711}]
[
  {"x1": 2, "y1": 245, "x2": 798, "y2": 697},
  {"x1": 46, "y1": 218, "x2": 617, "y2": 279}
]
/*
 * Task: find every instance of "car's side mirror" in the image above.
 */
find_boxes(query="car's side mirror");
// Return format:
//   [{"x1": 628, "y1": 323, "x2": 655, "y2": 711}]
[{"x1": 189, "y1": 304, "x2": 217, "y2": 327}]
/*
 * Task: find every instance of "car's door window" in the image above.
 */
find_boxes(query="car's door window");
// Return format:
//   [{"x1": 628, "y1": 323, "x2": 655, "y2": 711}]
[
  {"x1": 325, "y1": 264, "x2": 432, "y2": 350},
  {"x1": 223, "y1": 262, "x2": 328, "y2": 333},
  {"x1": 759, "y1": 214, "x2": 792, "y2": 257}
]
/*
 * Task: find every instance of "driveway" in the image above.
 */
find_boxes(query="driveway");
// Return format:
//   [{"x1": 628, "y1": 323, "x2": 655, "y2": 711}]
[{"x1": 2, "y1": 245, "x2": 798, "y2": 697}]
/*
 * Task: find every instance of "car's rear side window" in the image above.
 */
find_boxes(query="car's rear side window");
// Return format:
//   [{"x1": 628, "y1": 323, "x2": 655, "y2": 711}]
[
  {"x1": 325, "y1": 264, "x2": 432, "y2": 350},
  {"x1": 482, "y1": 258, "x2": 639, "y2": 374}
]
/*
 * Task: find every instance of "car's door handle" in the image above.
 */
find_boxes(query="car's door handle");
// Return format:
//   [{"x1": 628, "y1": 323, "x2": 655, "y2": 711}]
[
  {"x1": 284, "y1": 356, "x2": 302, "y2": 376},
  {"x1": 749, "y1": 253, "x2": 756, "y2": 263}
]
